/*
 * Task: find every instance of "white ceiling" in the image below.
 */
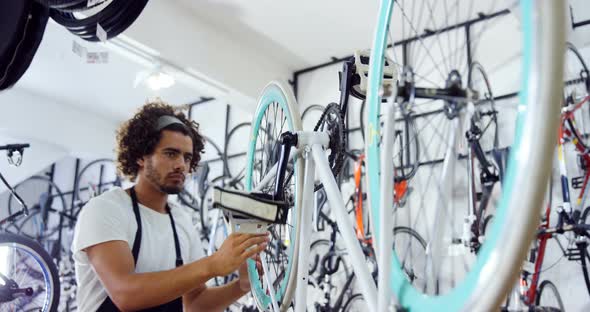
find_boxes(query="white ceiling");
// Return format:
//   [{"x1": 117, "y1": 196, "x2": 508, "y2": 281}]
[
  {"x1": 176, "y1": 0, "x2": 380, "y2": 70},
  {"x1": 4, "y1": 0, "x2": 590, "y2": 140},
  {"x1": 176, "y1": 0, "x2": 590, "y2": 72},
  {"x1": 14, "y1": 21, "x2": 206, "y2": 124}
]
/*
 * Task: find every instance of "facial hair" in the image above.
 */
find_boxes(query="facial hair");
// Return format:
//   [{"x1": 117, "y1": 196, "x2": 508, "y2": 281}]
[{"x1": 145, "y1": 158, "x2": 183, "y2": 194}]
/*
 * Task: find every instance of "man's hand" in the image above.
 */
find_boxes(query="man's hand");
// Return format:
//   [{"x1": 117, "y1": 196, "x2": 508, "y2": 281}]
[
  {"x1": 238, "y1": 254, "x2": 263, "y2": 291},
  {"x1": 208, "y1": 233, "x2": 268, "y2": 277}
]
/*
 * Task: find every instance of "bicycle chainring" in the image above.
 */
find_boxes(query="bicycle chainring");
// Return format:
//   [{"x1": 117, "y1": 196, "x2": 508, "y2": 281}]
[{"x1": 313, "y1": 103, "x2": 346, "y2": 180}]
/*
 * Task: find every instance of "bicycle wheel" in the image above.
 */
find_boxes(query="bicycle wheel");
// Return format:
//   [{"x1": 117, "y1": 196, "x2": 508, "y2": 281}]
[
  {"x1": 468, "y1": 62, "x2": 499, "y2": 153},
  {"x1": 179, "y1": 162, "x2": 211, "y2": 227},
  {"x1": 301, "y1": 104, "x2": 325, "y2": 131},
  {"x1": 392, "y1": 226, "x2": 429, "y2": 294},
  {"x1": 8, "y1": 176, "x2": 67, "y2": 242},
  {"x1": 307, "y1": 239, "x2": 351, "y2": 311},
  {"x1": 226, "y1": 122, "x2": 252, "y2": 183},
  {"x1": 364, "y1": 1, "x2": 564, "y2": 310},
  {"x1": 74, "y1": 158, "x2": 122, "y2": 208},
  {"x1": 245, "y1": 81, "x2": 303, "y2": 311},
  {"x1": 360, "y1": 97, "x2": 420, "y2": 182},
  {"x1": 0, "y1": 232, "x2": 60, "y2": 311},
  {"x1": 535, "y1": 280, "x2": 564, "y2": 311},
  {"x1": 563, "y1": 43, "x2": 590, "y2": 148},
  {"x1": 202, "y1": 135, "x2": 230, "y2": 178},
  {"x1": 579, "y1": 206, "x2": 590, "y2": 297},
  {"x1": 342, "y1": 293, "x2": 365, "y2": 312}
]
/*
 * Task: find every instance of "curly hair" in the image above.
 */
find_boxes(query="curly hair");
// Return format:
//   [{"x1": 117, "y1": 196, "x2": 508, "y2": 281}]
[{"x1": 116, "y1": 100, "x2": 204, "y2": 181}]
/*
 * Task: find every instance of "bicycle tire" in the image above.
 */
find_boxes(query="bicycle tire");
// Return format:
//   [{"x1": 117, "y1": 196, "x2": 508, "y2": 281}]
[
  {"x1": 8, "y1": 175, "x2": 67, "y2": 218},
  {"x1": 36, "y1": 0, "x2": 107, "y2": 11},
  {"x1": 579, "y1": 206, "x2": 590, "y2": 297},
  {"x1": 8, "y1": 176, "x2": 68, "y2": 246},
  {"x1": 245, "y1": 81, "x2": 303, "y2": 311},
  {"x1": 307, "y1": 238, "x2": 352, "y2": 311},
  {"x1": 225, "y1": 122, "x2": 252, "y2": 181},
  {"x1": 563, "y1": 42, "x2": 590, "y2": 149},
  {"x1": 49, "y1": 0, "x2": 148, "y2": 41},
  {"x1": 74, "y1": 158, "x2": 121, "y2": 210},
  {"x1": 0, "y1": 232, "x2": 60, "y2": 311},
  {"x1": 342, "y1": 293, "x2": 364, "y2": 312},
  {"x1": 301, "y1": 104, "x2": 325, "y2": 131},
  {"x1": 361, "y1": 98, "x2": 420, "y2": 182},
  {"x1": 202, "y1": 135, "x2": 231, "y2": 180},
  {"x1": 177, "y1": 188, "x2": 200, "y2": 212},
  {"x1": 392, "y1": 226, "x2": 429, "y2": 294},
  {"x1": 364, "y1": 1, "x2": 565, "y2": 310},
  {"x1": 17, "y1": 209, "x2": 60, "y2": 244},
  {"x1": 535, "y1": 280, "x2": 565, "y2": 311}
]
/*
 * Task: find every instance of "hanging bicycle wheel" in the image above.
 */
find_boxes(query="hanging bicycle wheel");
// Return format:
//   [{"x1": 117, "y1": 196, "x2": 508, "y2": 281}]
[
  {"x1": 301, "y1": 104, "x2": 325, "y2": 131},
  {"x1": 467, "y1": 62, "x2": 501, "y2": 242},
  {"x1": 226, "y1": 122, "x2": 252, "y2": 184},
  {"x1": 8, "y1": 175, "x2": 67, "y2": 243},
  {"x1": 364, "y1": 1, "x2": 564, "y2": 310},
  {"x1": 245, "y1": 81, "x2": 303, "y2": 311},
  {"x1": 392, "y1": 226, "x2": 429, "y2": 294},
  {"x1": 306, "y1": 239, "x2": 351, "y2": 312},
  {"x1": 563, "y1": 42, "x2": 590, "y2": 149},
  {"x1": 0, "y1": 232, "x2": 60, "y2": 311},
  {"x1": 360, "y1": 98, "x2": 420, "y2": 182},
  {"x1": 535, "y1": 280, "x2": 564, "y2": 311},
  {"x1": 342, "y1": 293, "x2": 365, "y2": 312},
  {"x1": 579, "y1": 206, "x2": 590, "y2": 297},
  {"x1": 74, "y1": 159, "x2": 122, "y2": 210}
]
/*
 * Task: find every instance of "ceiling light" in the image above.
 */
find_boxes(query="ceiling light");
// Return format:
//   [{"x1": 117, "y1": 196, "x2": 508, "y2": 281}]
[{"x1": 145, "y1": 72, "x2": 175, "y2": 90}]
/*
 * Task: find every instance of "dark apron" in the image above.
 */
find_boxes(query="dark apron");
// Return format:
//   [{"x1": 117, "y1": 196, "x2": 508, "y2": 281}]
[{"x1": 97, "y1": 187, "x2": 184, "y2": 312}]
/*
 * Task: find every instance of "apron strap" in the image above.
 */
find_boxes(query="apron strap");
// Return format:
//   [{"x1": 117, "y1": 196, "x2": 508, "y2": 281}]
[
  {"x1": 166, "y1": 204, "x2": 184, "y2": 267},
  {"x1": 129, "y1": 187, "x2": 142, "y2": 265}
]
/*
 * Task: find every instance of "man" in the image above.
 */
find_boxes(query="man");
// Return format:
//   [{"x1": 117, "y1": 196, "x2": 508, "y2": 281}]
[{"x1": 72, "y1": 101, "x2": 267, "y2": 311}]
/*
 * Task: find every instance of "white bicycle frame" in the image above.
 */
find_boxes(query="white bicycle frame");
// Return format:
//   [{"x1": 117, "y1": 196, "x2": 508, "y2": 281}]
[
  {"x1": 253, "y1": 100, "x2": 484, "y2": 312},
  {"x1": 291, "y1": 130, "x2": 381, "y2": 312},
  {"x1": 246, "y1": 86, "x2": 498, "y2": 312},
  {"x1": 249, "y1": 100, "x2": 397, "y2": 312}
]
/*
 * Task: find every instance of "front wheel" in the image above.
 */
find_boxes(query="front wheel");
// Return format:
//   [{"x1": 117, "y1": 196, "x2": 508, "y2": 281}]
[
  {"x1": 364, "y1": 0, "x2": 565, "y2": 310},
  {"x1": 0, "y1": 232, "x2": 60, "y2": 311},
  {"x1": 535, "y1": 280, "x2": 564, "y2": 311},
  {"x1": 245, "y1": 81, "x2": 303, "y2": 311}
]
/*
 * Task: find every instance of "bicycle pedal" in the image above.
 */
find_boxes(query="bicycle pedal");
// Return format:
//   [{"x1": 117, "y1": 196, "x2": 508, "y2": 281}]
[
  {"x1": 566, "y1": 247, "x2": 582, "y2": 261},
  {"x1": 572, "y1": 176, "x2": 585, "y2": 189}
]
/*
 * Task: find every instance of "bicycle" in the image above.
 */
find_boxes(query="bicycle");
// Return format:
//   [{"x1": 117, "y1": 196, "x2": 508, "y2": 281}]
[
  {"x1": 523, "y1": 42, "x2": 590, "y2": 304},
  {"x1": 310, "y1": 194, "x2": 429, "y2": 311},
  {"x1": 0, "y1": 143, "x2": 60, "y2": 311},
  {"x1": 214, "y1": 1, "x2": 565, "y2": 310}
]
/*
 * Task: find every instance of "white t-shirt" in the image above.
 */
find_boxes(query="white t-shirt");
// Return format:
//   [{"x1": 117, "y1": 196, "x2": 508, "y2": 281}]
[{"x1": 72, "y1": 187, "x2": 205, "y2": 312}]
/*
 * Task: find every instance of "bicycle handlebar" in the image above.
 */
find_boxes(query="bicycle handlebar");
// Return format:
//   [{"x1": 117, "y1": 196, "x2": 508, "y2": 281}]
[{"x1": 0, "y1": 144, "x2": 30, "y2": 151}]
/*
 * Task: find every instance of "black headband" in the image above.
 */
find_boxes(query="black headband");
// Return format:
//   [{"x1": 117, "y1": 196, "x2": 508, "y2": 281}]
[{"x1": 156, "y1": 115, "x2": 187, "y2": 131}]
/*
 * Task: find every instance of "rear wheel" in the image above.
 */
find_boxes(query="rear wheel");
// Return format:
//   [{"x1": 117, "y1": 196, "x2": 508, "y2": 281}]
[
  {"x1": 0, "y1": 232, "x2": 60, "y2": 311},
  {"x1": 364, "y1": 1, "x2": 564, "y2": 310},
  {"x1": 245, "y1": 81, "x2": 303, "y2": 311}
]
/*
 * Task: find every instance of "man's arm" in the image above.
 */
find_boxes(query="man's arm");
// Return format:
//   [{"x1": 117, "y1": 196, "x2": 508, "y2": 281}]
[
  {"x1": 183, "y1": 279, "x2": 249, "y2": 312},
  {"x1": 183, "y1": 255, "x2": 262, "y2": 312},
  {"x1": 86, "y1": 233, "x2": 267, "y2": 311}
]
